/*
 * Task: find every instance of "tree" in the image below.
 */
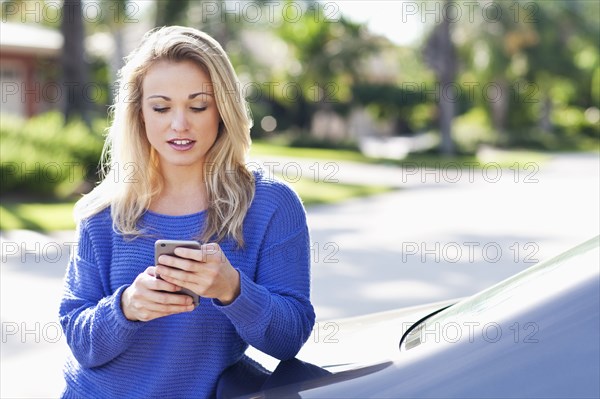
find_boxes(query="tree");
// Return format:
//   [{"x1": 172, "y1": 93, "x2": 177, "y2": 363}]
[
  {"x1": 99, "y1": 0, "x2": 129, "y2": 99},
  {"x1": 454, "y1": 1, "x2": 539, "y2": 139},
  {"x1": 155, "y1": 0, "x2": 191, "y2": 27},
  {"x1": 423, "y1": 0, "x2": 457, "y2": 156},
  {"x1": 60, "y1": 0, "x2": 90, "y2": 126},
  {"x1": 274, "y1": 0, "x2": 381, "y2": 135},
  {"x1": 448, "y1": 0, "x2": 598, "y2": 149},
  {"x1": 523, "y1": 1, "x2": 599, "y2": 133}
]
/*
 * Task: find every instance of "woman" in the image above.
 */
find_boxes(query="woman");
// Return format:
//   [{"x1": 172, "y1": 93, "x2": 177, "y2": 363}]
[{"x1": 59, "y1": 26, "x2": 315, "y2": 398}]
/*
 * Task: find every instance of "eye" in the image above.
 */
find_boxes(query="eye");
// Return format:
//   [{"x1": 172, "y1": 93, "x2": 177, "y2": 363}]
[
  {"x1": 153, "y1": 107, "x2": 169, "y2": 113},
  {"x1": 191, "y1": 107, "x2": 207, "y2": 112}
]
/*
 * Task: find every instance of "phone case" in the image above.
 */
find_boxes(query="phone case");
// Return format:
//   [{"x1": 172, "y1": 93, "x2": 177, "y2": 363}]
[{"x1": 154, "y1": 240, "x2": 201, "y2": 307}]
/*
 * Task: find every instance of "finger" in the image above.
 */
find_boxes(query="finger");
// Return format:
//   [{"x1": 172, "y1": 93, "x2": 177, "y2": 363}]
[
  {"x1": 174, "y1": 243, "x2": 222, "y2": 262},
  {"x1": 150, "y1": 274, "x2": 183, "y2": 292},
  {"x1": 171, "y1": 247, "x2": 204, "y2": 262},
  {"x1": 154, "y1": 303, "x2": 196, "y2": 315},
  {"x1": 138, "y1": 267, "x2": 180, "y2": 291},
  {"x1": 202, "y1": 243, "x2": 223, "y2": 262},
  {"x1": 158, "y1": 254, "x2": 197, "y2": 272},
  {"x1": 146, "y1": 292, "x2": 196, "y2": 314},
  {"x1": 152, "y1": 291, "x2": 194, "y2": 306},
  {"x1": 139, "y1": 302, "x2": 195, "y2": 319},
  {"x1": 133, "y1": 289, "x2": 193, "y2": 307},
  {"x1": 156, "y1": 265, "x2": 195, "y2": 286}
]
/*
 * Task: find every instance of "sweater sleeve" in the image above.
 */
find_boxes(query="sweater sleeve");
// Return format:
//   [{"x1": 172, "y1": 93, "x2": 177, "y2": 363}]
[
  {"x1": 59, "y1": 222, "x2": 143, "y2": 368},
  {"x1": 215, "y1": 183, "x2": 316, "y2": 360}
]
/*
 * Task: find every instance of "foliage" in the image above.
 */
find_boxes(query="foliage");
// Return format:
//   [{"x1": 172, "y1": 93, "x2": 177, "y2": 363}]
[
  {"x1": 451, "y1": 0, "x2": 599, "y2": 150},
  {"x1": 155, "y1": 0, "x2": 191, "y2": 27},
  {"x1": 0, "y1": 201, "x2": 77, "y2": 231},
  {"x1": 0, "y1": 112, "x2": 104, "y2": 198},
  {"x1": 0, "y1": 178, "x2": 394, "y2": 231},
  {"x1": 352, "y1": 83, "x2": 424, "y2": 133},
  {"x1": 250, "y1": 140, "x2": 370, "y2": 163},
  {"x1": 4, "y1": 0, "x2": 599, "y2": 162},
  {"x1": 259, "y1": 1, "x2": 384, "y2": 135},
  {"x1": 452, "y1": 108, "x2": 497, "y2": 153}
]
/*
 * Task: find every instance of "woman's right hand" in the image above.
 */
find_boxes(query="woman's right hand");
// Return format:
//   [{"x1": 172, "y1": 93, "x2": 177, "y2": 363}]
[{"x1": 121, "y1": 266, "x2": 195, "y2": 321}]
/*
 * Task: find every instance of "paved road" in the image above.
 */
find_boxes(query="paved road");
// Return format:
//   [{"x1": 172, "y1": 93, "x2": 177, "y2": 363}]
[
  {"x1": 306, "y1": 152, "x2": 599, "y2": 318},
  {"x1": 1, "y1": 152, "x2": 599, "y2": 397}
]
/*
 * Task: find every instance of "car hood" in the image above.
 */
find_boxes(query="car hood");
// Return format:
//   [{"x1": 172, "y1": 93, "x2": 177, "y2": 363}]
[
  {"x1": 295, "y1": 299, "x2": 458, "y2": 372},
  {"x1": 249, "y1": 236, "x2": 599, "y2": 398}
]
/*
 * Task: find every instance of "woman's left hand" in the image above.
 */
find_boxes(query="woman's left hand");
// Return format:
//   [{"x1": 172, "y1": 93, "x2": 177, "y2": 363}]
[{"x1": 156, "y1": 243, "x2": 241, "y2": 305}]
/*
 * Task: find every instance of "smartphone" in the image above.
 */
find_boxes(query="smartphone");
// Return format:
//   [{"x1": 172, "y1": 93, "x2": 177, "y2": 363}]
[{"x1": 154, "y1": 239, "x2": 201, "y2": 307}]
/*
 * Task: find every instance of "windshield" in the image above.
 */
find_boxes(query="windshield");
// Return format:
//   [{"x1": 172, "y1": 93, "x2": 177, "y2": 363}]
[
  {"x1": 400, "y1": 236, "x2": 598, "y2": 351},
  {"x1": 399, "y1": 305, "x2": 453, "y2": 350}
]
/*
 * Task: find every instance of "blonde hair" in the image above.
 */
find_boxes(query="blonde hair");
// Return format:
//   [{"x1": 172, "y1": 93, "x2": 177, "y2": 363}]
[{"x1": 75, "y1": 26, "x2": 255, "y2": 247}]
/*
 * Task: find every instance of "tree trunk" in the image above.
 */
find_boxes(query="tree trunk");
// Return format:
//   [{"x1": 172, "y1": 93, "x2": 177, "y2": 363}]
[
  {"x1": 60, "y1": 0, "x2": 90, "y2": 126},
  {"x1": 437, "y1": 14, "x2": 456, "y2": 156},
  {"x1": 439, "y1": 91, "x2": 455, "y2": 155},
  {"x1": 539, "y1": 94, "x2": 553, "y2": 132},
  {"x1": 491, "y1": 77, "x2": 509, "y2": 139},
  {"x1": 423, "y1": 0, "x2": 457, "y2": 156},
  {"x1": 108, "y1": 27, "x2": 125, "y2": 103}
]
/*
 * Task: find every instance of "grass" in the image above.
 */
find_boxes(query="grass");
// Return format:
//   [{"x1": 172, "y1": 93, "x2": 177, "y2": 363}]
[
  {"x1": 0, "y1": 201, "x2": 77, "y2": 231},
  {"x1": 1, "y1": 142, "x2": 550, "y2": 231},
  {"x1": 251, "y1": 140, "x2": 372, "y2": 163},
  {"x1": 0, "y1": 178, "x2": 394, "y2": 231},
  {"x1": 285, "y1": 177, "x2": 393, "y2": 206},
  {"x1": 251, "y1": 140, "x2": 552, "y2": 168}
]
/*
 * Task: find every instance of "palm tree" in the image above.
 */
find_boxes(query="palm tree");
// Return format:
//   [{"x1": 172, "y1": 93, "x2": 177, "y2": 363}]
[
  {"x1": 423, "y1": 0, "x2": 457, "y2": 156},
  {"x1": 60, "y1": 0, "x2": 90, "y2": 126}
]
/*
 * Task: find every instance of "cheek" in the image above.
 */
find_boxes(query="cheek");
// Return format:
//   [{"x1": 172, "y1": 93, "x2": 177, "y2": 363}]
[
  {"x1": 141, "y1": 110, "x2": 162, "y2": 137},
  {"x1": 142, "y1": 107, "x2": 156, "y2": 123},
  {"x1": 207, "y1": 110, "x2": 222, "y2": 133},
  {"x1": 143, "y1": 125, "x2": 162, "y2": 149},
  {"x1": 194, "y1": 114, "x2": 220, "y2": 135}
]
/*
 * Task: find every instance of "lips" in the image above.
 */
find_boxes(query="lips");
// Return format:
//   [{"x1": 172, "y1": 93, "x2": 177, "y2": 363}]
[{"x1": 167, "y1": 138, "x2": 196, "y2": 151}]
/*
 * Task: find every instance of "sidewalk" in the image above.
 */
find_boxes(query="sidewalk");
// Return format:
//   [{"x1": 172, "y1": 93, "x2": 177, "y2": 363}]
[{"x1": 2, "y1": 152, "x2": 599, "y2": 397}]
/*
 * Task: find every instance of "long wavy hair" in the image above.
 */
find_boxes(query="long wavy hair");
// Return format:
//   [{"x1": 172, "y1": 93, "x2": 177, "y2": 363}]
[{"x1": 75, "y1": 26, "x2": 255, "y2": 247}]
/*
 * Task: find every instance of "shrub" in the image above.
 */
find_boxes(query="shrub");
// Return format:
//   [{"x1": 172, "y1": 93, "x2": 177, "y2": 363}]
[{"x1": 0, "y1": 112, "x2": 104, "y2": 199}]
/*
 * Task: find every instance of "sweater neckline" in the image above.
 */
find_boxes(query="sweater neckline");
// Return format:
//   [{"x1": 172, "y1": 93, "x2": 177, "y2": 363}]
[{"x1": 143, "y1": 208, "x2": 207, "y2": 219}]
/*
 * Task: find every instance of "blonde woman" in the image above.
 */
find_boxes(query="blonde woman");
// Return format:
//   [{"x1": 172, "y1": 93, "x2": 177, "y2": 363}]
[{"x1": 59, "y1": 26, "x2": 315, "y2": 398}]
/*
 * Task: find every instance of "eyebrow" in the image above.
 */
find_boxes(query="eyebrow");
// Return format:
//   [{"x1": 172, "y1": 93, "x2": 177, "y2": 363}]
[{"x1": 146, "y1": 92, "x2": 214, "y2": 101}]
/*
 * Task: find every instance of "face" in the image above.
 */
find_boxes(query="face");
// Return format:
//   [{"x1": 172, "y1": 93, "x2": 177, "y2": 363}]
[{"x1": 141, "y1": 60, "x2": 221, "y2": 174}]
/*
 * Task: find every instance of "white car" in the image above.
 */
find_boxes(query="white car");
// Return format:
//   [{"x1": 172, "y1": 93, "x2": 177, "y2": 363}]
[{"x1": 218, "y1": 235, "x2": 600, "y2": 398}]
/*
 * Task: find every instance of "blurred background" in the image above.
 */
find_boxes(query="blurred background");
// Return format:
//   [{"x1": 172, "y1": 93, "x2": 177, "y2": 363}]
[
  {"x1": 1, "y1": 0, "x2": 599, "y2": 397},
  {"x1": 1, "y1": 0, "x2": 598, "y2": 203}
]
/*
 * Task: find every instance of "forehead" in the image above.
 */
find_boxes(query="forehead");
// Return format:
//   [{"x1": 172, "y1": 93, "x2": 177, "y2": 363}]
[{"x1": 142, "y1": 60, "x2": 213, "y2": 95}]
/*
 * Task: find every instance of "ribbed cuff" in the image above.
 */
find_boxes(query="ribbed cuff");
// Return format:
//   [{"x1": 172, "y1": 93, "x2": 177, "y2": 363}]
[
  {"x1": 213, "y1": 270, "x2": 272, "y2": 328},
  {"x1": 105, "y1": 285, "x2": 145, "y2": 334}
]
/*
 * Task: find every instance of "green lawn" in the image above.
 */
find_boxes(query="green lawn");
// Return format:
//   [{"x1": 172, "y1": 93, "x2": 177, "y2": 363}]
[
  {"x1": 0, "y1": 201, "x2": 78, "y2": 231},
  {"x1": 0, "y1": 179, "x2": 394, "y2": 231},
  {"x1": 1, "y1": 143, "x2": 549, "y2": 231},
  {"x1": 287, "y1": 177, "x2": 393, "y2": 206},
  {"x1": 251, "y1": 140, "x2": 372, "y2": 163},
  {"x1": 251, "y1": 140, "x2": 551, "y2": 168}
]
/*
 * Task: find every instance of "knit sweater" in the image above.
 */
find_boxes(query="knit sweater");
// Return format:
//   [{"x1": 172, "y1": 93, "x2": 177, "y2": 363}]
[{"x1": 59, "y1": 173, "x2": 315, "y2": 398}]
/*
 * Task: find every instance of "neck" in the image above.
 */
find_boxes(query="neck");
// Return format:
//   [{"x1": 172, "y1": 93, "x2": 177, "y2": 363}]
[
  {"x1": 160, "y1": 163, "x2": 205, "y2": 195},
  {"x1": 149, "y1": 163, "x2": 209, "y2": 215}
]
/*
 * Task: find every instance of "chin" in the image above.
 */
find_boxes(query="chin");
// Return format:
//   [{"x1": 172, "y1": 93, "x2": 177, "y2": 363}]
[{"x1": 165, "y1": 156, "x2": 207, "y2": 168}]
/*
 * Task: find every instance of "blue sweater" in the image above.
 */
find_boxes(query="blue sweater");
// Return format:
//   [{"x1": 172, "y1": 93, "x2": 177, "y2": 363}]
[{"x1": 59, "y1": 174, "x2": 315, "y2": 398}]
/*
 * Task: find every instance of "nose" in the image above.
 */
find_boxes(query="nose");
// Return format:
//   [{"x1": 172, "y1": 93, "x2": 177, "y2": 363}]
[{"x1": 170, "y1": 110, "x2": 189, "y2": 132}]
